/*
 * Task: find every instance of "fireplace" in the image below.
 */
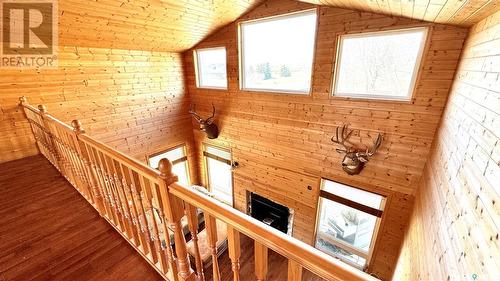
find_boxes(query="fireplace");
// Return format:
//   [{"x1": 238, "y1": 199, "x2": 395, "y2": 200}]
[{"x1": 248, "y1": 192, "x2": 293, "y2": 234}]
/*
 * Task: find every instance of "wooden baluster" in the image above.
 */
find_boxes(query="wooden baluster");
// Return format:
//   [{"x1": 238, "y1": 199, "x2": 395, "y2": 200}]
[
  {"x1": 117, "y1": 163, "x2": 142, "y2": 246},
  {"x1": 105, "y1": 156, "x2": 134, "y2": 240},
  {"x1": 137, "y1": 175, "x2": 159, "y2": 264},
  {"x1": 66, "y1": 129, "x2": 90, "y2": 200},
  {"x1": 37, "y1": 105, "x2": 60, "y2": 171},
  {"x1": 151, "y1": 181, "x2": 179, "y2": 280},
  {"x1": 254, "y1": 241, "x2": 268, "y2": 281},
  {"x1": 103, "y1": 154, "x2": 131, "y2": 235},
  {"x1": 87, "y1": 143, "x2": 116, "y2": 221},
  {"x1": 56, "y1": 127, "x2": 73, "y2": 185},
  {"x1": 19, "y1": 97, "x2": 42, "y2": 157},
  {"x1": 140, "y1": 177, "x2": 168, "y2": 273},
  {"x1": 64, "y1": 128, "x2": 88, "y2": 197},
  {"x1": 95, "y1": 150, "x2": 123, "y2": 228},
  {"x1": 126, "y1": 167, "x2": 153, "y2": 258},
  {"x1": 287, "y1": 259, "x2": 303, "y2": 281},
  {"x1": 158, "y1": 158, "x2": 195, "y2": 281},
  {"x1": 99, "y1": 151, "x2": 126, "y2": 231},
  {"x1": 111, "y1": 159, "x2": 138, "y2": 244},
  {"x1": 227, "y1": 225, "x2": 241, "y2": 281},
  {"x1": 71, "y1": 120, "x2": 103, "y2": 211},
  {"x1": 205, "y1": 213, "x2": 220, "y2": 281},
  {"x1": 185, "y1": 203, "x2": 204, "y2": 280}
]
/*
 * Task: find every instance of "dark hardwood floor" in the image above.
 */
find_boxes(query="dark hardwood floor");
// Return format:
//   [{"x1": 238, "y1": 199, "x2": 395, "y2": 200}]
[
  {"x1": 0, "y1": 155, "x2": 163, "y2": 281},
  {"x1": 0, "y1": 155, "x2": 326, "y2": 281}
]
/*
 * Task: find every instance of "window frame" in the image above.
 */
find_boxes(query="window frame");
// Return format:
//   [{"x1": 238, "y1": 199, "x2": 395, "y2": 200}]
[
  {"x1": 194, "y1": 46, "x2": 228, "y2": 90},
  {"x1": 238, "y1": 8, "x2": 319, "y2": 95},
  {"x1": 202, "y1": 143, "x2": 234, "y2": 206},
  {"x1": 331, "y1": 27, "x2": 429, "y2": 101},
  {"x1": 313, "y1": 178, "x2": 386, "y2": 270},
  {"x1": 147, "y1": 144, "x2": 191, "y2": 186}
]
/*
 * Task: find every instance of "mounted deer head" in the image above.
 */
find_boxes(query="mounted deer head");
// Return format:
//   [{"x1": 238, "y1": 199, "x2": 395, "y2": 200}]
[
  {"x1": 331, "y1": 124, "x2": 382, "y2": 175},
  {"x1": 189, "y1": 104, "x2": 219, "y2": 139}
]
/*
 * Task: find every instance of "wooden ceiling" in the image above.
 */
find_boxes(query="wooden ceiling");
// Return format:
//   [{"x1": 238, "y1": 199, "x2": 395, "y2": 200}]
[
  {"x1": 299, "y1": 0, "x2": 499, "y2": 26},
  {"x1": 58, "y1": 0, "x2": 264, "y2": 51},
  {"x1": 56, "y1": 0, "x2": 497, "y2": 52}
]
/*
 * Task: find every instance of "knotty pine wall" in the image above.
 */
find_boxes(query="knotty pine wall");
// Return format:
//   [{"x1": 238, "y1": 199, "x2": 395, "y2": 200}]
[
  {"x1": 183, "y1": 0, "x2": 468, "y2": 279},
  {"x1": 0, "y1": 47, "x2": 198, "y2": 182},
  {"x1": 393, "y1": 10, "x2": 500, "y2": 281}
]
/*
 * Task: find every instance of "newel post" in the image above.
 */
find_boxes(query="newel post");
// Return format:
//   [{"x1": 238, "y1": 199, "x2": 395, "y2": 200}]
[
  {"x1": 37, "y1": 104, "x2": 62, "y2": 170},
  {"x1": 72, "y1": 120, "x2": 105, "y2": 216},
  {"x1": 19, "y1": 97, "x2": 42, "y2": 155},
  {"x1": 158, "y1": 158, "x2": 196, "y2": 281},
  {"x1": 19, "y1": 96, "x2": 27, "y2": 106}
]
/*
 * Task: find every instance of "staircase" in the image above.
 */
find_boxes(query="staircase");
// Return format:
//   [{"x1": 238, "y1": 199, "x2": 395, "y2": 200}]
[{"x1": 17, "y1": 96, "x2": 379, "y2": 281}]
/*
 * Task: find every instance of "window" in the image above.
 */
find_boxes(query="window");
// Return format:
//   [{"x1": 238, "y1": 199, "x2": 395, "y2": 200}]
[
  {"x1": 333, "y1": 27, "x2": 428, "y2": 100},
  {"x1": 195, "y1": 47, "x2": 227, "y2": 89},
  {"x1": 203, "y1": 145, "x2": 233, "y2": 206},
  {"x1": 148, "y1": 145, "x2": 190, "y2": 186},
  {"x1": 240, "y1": 10, "x2": 317, "y2": 94},
  {"x1": 314, "y1": 179, "x2": 385, "y2": 269}
]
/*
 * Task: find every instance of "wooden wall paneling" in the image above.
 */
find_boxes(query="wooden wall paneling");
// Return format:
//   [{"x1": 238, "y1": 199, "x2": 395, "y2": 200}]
[
  {"x1": 183, "y1": 0, "x2": 468, "y2": 279},
  {"x1": 0, "y1": 47, "x2": 198, "y2": 185},
  {"x1": 393, "y1": 9, "x2": 500, "y2": 281}
]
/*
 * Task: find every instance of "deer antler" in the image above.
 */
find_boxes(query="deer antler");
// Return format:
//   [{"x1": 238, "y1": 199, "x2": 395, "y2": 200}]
[
  {"x1": 188, "y1": 104, "x2": 203, "y2": 123},
  {"x1": 205, "y1": 103, "x2": 216, "y2": 124},
  {"x1": 331, "y1": 124, "x2": 354, "y2": 152},
  {"x1": 363, "y1": 133, "x2": 382, "y2": 157}
]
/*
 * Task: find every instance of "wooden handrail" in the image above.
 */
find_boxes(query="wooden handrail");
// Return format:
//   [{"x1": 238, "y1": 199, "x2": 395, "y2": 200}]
[
  {"x1": 19, "y1": 96, "x2": 379, "y2": 281},
  {"x1": 78, "y1": 134, "x2": 161, "y2": 181},
  {"x1": 170, "y1": 182, "x2": 379, "y2": 281}
]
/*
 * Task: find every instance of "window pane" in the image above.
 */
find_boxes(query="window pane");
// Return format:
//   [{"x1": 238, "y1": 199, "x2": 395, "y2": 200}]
[
  {"x1": 317, "y1": 198, "x2": 377, "y2": 253},
  {"x1": 241, "y1": 10, "x2": 317, "y2": 93},
  {"x1": 148, "y1": 146, "x2": 185, "y2": 169},
  {"x1": 315, "y1": 237, "x2": 367, "y2": 268},
  {"x1": 206, "y1": 145, "x2": 231, "y2": 160},
  {"x1": 335, "y1": 28, "x2": 427, "y2": 100},
  {"x1": 207, "y1": 158, "x2": 233, "y2": 205},
  {"x1": 196, "y1": 47, "x2": 227, "y2": 88},
  {"x1": 322, "y1": 180, "x2": 384, "y2": 210},
  {"x1": 148, "y1": 146, "x2": 189, "y2": 186}
]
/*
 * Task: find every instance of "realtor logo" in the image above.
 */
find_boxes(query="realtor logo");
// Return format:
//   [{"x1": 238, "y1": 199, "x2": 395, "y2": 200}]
[{"x1": 0, "y1": 0, "x2": 58, "y2": 68}]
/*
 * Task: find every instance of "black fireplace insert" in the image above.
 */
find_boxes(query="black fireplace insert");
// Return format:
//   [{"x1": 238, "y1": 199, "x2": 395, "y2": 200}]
[{"x1": 249, "y1": 192, "x2": 290, "y2": 234}]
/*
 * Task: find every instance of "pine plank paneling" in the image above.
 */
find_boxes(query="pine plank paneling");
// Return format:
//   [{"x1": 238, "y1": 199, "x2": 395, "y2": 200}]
[
  {"x1": 57, "y1": 0, "x2": 264, "y2": 52},
  {"x1": 183, "y1": 1, "x2": 467, "y2": 279},
  {"x1": 299, "y1": 0, "x2": 500, "y2": 26},
  {"x1": 0, "y1": 47, "x2": 198, "y2": 184},
  {"x1": 393, "y1": 9, "x2": 500, "y2": 281}
]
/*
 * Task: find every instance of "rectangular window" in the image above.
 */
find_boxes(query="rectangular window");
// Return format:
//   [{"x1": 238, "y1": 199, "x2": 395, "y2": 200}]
[
  {"x1": 148, "y1": 145, "x2": 190, "y2": 186},
  {"x1": 195, "y1": 47, "x2": 227, "y2": 89},
  {"x1": 239, "y1": 10, "x2": 317, "y2": 94},
  {"x1": 333, "y1": 27, "x2": 428, "y2": 100},
  {"x1": 314, "y1": 179, "x2": 385, "y2": 269},
  {"x1": 203, "y1": 145, "x2": 233, "y2": 206}
]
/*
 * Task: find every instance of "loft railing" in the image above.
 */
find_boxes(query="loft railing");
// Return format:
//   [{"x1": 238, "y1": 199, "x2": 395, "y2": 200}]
[{"x1": 19, "y1": 97, "x2": 379, "y2": 281}]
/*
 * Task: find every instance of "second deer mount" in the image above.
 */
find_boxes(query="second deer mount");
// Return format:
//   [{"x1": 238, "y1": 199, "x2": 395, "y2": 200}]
[
  {"x1": 331, "y1": 124, "x2": 382, "y2": 176},
  {"x1": 189, "y1": 104, "x2": 219, "y2": 139}
]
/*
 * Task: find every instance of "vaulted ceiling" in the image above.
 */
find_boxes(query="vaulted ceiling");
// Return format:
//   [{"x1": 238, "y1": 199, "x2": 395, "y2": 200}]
[
  {"x1": 300, "y1": 0, "x2": 500, "y2": 26},
  {"x1": 57, "y1": 0, "x2": 498, "y2": 52},
  {"x1": 58, "y1": 0, "x2": 265, "y2": 51}
]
